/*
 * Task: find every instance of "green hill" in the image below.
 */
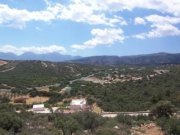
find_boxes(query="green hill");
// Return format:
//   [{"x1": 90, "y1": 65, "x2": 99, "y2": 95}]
[{"x1": 0, "y1": 61, "x2": 104, "y2": 87}]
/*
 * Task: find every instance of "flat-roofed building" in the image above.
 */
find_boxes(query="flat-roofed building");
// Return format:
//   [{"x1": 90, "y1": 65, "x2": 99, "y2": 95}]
[
  {"x1": 33, "y1": 104, "x2": 45, "y2": 112},
  {"x1": 70, "y1": 99, "x2": 86, "y2": 110}
]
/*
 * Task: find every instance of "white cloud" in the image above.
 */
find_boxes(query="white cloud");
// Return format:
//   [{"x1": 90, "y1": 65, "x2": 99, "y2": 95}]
[
  {"x1": 1, "y1": 0, "x2": 180, "y2": 29},
  {"x1": 134, "y1": 24, "x2": 180, "y2": 39},
  {"x1": 148, "y1": 24, "x2": 180, "y2": 38},
  {"x1": 145, "y1": 14, "x2": 180, "y2": 25},
  {"x1": 0, "y1": 45, "x2": 66, "y2": 55},
  {"x1": 99, "y1": 0, "x2": 180, "y2": 17},
  {"x1": 133, "y1": 34, "x2": 146, "y2": 40},
  {"x1": 1, "y1": 0, "x2": 180, "y2": 43},
  {"x1": 134, "y1": 17, "x2": 146, "y2": 25},
  {"x1": 71, "y1": 28, "x2": 124, "y2": 50},
  {"x1": 134, "y1": 14, "x2": 180, "y2": 39},
  {"x1": 0, "y1": 1, "x2": 127, "y2": 29},
  {"x1": 0, "y1": 3, "x2": 63, "y2": 29},
  {"x1": 57, "y1": 1, "x2": 127, "y2": 27}
]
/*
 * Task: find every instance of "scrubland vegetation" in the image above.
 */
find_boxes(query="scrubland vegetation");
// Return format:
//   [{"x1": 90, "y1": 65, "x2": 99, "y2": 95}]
[{"x1": 0, "y1": 61, "x2": 179, "y2": 134}]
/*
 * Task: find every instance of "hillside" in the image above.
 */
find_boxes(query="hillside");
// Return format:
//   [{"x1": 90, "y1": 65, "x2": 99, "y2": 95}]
[
  {"x1": 0, "y1": 60, "x2": 179, "y2": 112},
  {"x1": 0, "y1": 60, "x2": 104, "y2": 87},
  {"x1": 0, "y1": 60, "x2": 7, "y2": 66},
  {"x1": 1, "y1": 53, "x2": 179, "y2": 112},
  {"x1": 73, "y1": 53, "x2": 180, "y2": 65},
  {"x1": 69, "y1": 65, "x2": 180, "y2": 111},
  {"x1": 0, "y1": 60, "x2": 179, "y2": 135}
]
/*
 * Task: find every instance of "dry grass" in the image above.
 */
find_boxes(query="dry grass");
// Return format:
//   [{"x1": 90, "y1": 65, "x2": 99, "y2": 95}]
[
  {"x1": 11, "y1": 95, "x2": 49, "y2": 105},
  {"x1": 92, "y1": 103, "x2": 102, "y2": 114},
  {"x1": 26, "y1": 96, "x2": 49, "y2": 104},
  {"x1": 131, "y1": 123, "x2": 164, "y2": 135}
]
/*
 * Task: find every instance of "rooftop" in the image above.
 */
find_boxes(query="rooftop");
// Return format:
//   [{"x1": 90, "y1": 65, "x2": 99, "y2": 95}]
[
  {"x1": 70, "y1": 99, "x2": 86, "y2": 105},
  {"x1": 33, "y1": 104, "x2": 44, "y2": 109}
]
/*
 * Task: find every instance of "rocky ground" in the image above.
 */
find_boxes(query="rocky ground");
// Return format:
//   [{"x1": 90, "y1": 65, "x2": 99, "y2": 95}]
[{"x1": 131, "y1": 123, "x2": 164, "y2": 135}]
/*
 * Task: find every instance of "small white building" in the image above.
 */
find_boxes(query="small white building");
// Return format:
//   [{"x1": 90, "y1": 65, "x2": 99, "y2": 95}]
[
  {"x1": 70, "y1": 99, "x2": 86, "y2": 110},
  {"x1": 33, "y1": 104, "x2": 45, "y2": 112},
  {"x1": 30, "y1": 104, "x2": 60, "y2": 114}
]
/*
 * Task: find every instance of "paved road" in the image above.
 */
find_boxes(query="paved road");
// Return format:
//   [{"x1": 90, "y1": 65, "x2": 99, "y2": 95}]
[
  {"x1": 69, "y1": 72, "x2": 101, "y2": 84},
  {"x1": 101, "y1": 111, "x2": 150, "y2": 118}
]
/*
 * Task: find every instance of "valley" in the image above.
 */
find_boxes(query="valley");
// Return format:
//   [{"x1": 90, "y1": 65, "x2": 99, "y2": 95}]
[
  {"x1": 0, "y1": 60, "x2": 179, "y2": 135},
  {"x1": 1, "y1": 0, "x2": 180, "y2": 134}
]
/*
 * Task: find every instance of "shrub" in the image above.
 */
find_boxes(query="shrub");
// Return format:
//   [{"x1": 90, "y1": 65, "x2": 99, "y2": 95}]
[
  {"x1": 156, "y1": 117, "x2": 180, "y2": 135},
  {"x1": 0, "y1": 113, "x2": 22, "y2": 133},
  {"x1": 96, "y1": 128, "x2": 118, "y2": 135},
  {"x1": 150, "y1": 100, "x2": 175, "y2": 118},
  {"x1": 116, "y1": 115, "x2": 132, "y2": 125}
]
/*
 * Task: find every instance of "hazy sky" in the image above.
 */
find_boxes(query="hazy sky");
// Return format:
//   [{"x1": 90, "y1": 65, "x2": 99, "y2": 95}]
[{"x1": 0, "y1": 0, "x2": 180, "y2": 56}]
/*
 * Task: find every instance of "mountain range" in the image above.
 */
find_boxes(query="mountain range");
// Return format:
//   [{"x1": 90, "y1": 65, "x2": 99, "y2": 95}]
[
  {"x1": 0, "y1": 52, "x2": 81, "y2": 62},
  {"x1": 72, "y1": 52, "x2": 180, "y2": 65},
  {"x1": 0, "y1": 52, "x2": 180, "y2": 65}
]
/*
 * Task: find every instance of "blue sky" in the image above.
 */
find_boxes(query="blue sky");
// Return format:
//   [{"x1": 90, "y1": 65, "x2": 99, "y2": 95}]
[{"x1": 0, "y1": 0, "x2": 180, "y2": 56}]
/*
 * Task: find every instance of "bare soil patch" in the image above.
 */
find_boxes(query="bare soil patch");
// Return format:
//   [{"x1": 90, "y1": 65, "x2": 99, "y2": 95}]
[
  {"x1": 26, "y1": 96, "x2": 49, "y2": 104},
  {"x1": 11, "y1": 95, "x2": 49, "y2": 105},
  {"x1": 92, "y1": 103, "x2": 102, "y2": 114},
  {"x1": 0, "y1": 60, "x2": 8, "y2": 66},
  {"x1": 131, "y1": 123, "x2": 164, "y2": 135}
]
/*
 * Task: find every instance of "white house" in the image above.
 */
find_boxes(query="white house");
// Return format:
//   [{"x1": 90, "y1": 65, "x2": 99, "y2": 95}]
[
  {"x1": 70, "y1": 99, "x2": 86, "y2": 110},
  {"x1": 33, "y1": 104, "x2": 45, "y2": 112},
  {"x1": 31, "y1": 104, "x2": 60, "y2": 113}
]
